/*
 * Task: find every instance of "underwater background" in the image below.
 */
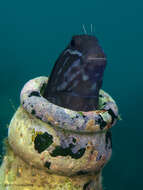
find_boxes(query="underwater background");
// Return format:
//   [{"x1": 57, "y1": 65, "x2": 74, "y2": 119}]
[{"x1": 0, "y1": 0, "x2": 142, "y2": 189}]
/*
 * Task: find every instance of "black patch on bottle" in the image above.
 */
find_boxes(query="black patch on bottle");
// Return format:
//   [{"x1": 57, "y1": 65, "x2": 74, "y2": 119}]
[
  {"x1": 34, "y1": 132, "x2": 53, "y2": 153},
  {"x1": 105, "y1": 130, "x2": 112, "y2": 150},
  {"x1": 97, "y1": 115, "x2": 107, "y2": 129},
  {"x1": 44, "y1": 161, "x2": 51, "y2": 169},
  {"x1": 107, "y1": 108, "x2": 117, "y2": 124},
  {"x1": 28, "y1": 91, "x2": 41, "y2": 97},
  {"x1": 76, "y1": 170, "x2": 89, "y2": 175},
  {"x1": 72, "y1": 137, "x2": 76, "y2": 143},
  {"x1": 50, "y1": 143, "x2": 86, "y2": 159},
  {"x1": 31, "y1": 109, "x2": 36, "y2": 115},
  {"x1": 36, "y1": 115, "x2": 42, "y2": 120},
  {"x1": 82, "y1": 115, "x2": 87, "y2": 118},
  {"x1": 83, "y1": 180, "x2": 92, "y2": 190}
]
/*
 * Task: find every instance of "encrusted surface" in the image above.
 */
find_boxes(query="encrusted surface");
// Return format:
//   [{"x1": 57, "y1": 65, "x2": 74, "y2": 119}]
[
  {"x1": 0, "y1": 143, "x2": 102, "y2": 190},
  {"x1": 0, "y1": 76, "x2": 119, "y2": 189},
  {"x1": 8, "y1": 106, "x2": 111, "y2": 176}
]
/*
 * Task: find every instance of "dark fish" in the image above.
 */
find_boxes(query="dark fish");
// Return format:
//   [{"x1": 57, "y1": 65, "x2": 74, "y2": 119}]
[{"x1": 43, "y1": 35, "x2": 107, "y2": 111}]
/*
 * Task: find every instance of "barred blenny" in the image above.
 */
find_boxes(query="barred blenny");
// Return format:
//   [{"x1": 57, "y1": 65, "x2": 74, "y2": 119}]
[{"x1": 43, "y1": 35, "x2": 107, "y2": 111}]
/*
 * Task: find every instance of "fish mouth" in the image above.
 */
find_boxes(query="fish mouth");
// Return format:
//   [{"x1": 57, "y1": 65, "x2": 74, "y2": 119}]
[
  {"x1": 87, "y1": 57, "x2": 106, "y2": 61},
  {"x1": 82, "y1": 55, "x2": 107, "y2": 67}
]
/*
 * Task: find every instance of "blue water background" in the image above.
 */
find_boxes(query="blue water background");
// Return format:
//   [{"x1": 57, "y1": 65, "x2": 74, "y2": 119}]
[{"x1": 0, "y1": 1, "x2": 142, "y2": 189}]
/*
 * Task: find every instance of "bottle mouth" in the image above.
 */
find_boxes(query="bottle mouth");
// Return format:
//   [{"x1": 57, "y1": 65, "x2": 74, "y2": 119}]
[
  {"x1": 20, "y1": 76, "x2": 118, "y2": 133},
  {"x1": 46, "y1": 92, "x2": 99, "y2": 112}
]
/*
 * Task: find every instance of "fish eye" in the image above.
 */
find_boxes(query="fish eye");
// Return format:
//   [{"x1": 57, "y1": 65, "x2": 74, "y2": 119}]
[{"x1": 70, "y1": 39, "x2": 75, "y2": 47}]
